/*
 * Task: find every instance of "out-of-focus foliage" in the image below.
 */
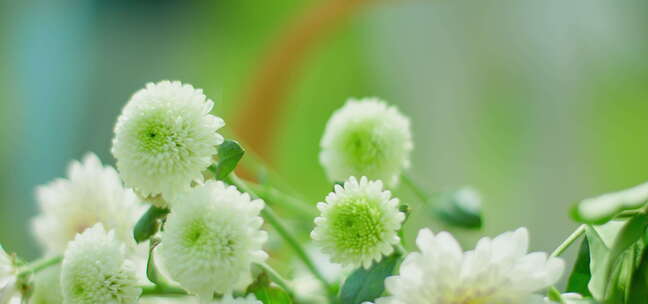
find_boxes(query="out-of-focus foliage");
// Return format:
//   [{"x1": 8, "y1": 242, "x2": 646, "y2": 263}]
[{"x1": 1, "y1": 1, "x2": 648, "y2": 281}]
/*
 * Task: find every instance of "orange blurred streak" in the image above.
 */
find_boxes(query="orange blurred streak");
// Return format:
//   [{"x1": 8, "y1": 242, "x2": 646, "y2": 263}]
[{"x1": 232, "y1": 0, "x2": 369, "y2": 165}]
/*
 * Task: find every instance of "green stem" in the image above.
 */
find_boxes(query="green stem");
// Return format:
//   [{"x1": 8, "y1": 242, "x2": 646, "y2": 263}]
[
  {"x1": 401, "y1": 173, "x2": 430, "y2": 204},
  {"x1": 248, "y1": 182, "x2": 318, "y2": 218},
  {"x1": 140, "y1": 284, "x2": 188, "y2": 296},
  {"x1": 262, "y1": 207, "x2": 332, "y2": 290},
  {"x1": 17, "y1": 255, "x2": 62, "y2": 277},
  {"x1": 258, "y1": 263, "x2": 296, "y2": 296},
  {"x1": 228, "y1": 174, "x2": 335, "y2": 299},
  {"x1": 551, "y1": 224, "x2": 586, "y2": 258}
]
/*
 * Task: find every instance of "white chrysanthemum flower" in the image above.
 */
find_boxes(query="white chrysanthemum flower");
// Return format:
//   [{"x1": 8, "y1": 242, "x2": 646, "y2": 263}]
[
  {"x1": 112, "y1": 80, "x2": 225, "y2": 201},
  {"x1": 61, "y1": 224, "x2": 141, "y2": 304},
  {"x1": 31, "y1": 153, "x2": 144, "y2": 254},
  {"x1": 0, "y1": 245, "x2": 18, "y2": 304},
  {"x1": 375, "y1": 228, "x2": 565, "y2": 304},
  {"x1": 311, "y1": 176, "x2": 405, "y2": 268},
  {"x1": 31, "y1": 265, "x2": 63, "y2": 304},
  {"x1": 214, "y1": 294, "x2": 261, "y2": 304},
  {"x1": 320, "y1": 98, "x2": 413, "y2": 187},
  {"x1": 158, "y1": 181, "x2": 268, "y2": 300}
]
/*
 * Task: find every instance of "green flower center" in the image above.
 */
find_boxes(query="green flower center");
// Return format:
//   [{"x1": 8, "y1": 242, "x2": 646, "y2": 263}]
[
  {"x1": 132, "y1": 110, "x2": 186, "y2": 154},
  {"x1": 329, "y1": 197, "x2": 385, "y2": 253},
  {"x1": 71, "y1": 278, "x2": 87, "y2": 297},
  {"x1": 339, "y1": 120, "x2": 386, "y2": 170},
  {"x1": 182, "y1": 218, "x2": 238, "y2": 260}
]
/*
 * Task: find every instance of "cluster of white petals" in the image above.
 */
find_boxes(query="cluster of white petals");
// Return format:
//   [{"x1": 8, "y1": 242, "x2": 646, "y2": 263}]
[
  {"x1": 320, "y1": 98, "x2": 412, "y2": 187},
  {"x1": 31, "y1": 153, "x2": 143, "y2": 254},
  {"x1": 60, "y1": 224, "x2": 141, "y2": 304},
  {"x1": 158, "y1": 181, "x2": 268, "y2": 300},
  {"x1": 375, "y1": 228, "x2": 564, "y2": 304},
  {"x1": 312, "y1": 176, "x2": 404, "y2": 268},
  {"x1": 0, "y1": 246, "x2": 17, "y2": 304},
  {"x1": 112, "y1": 80, "x2": 225, "y2": 202}
]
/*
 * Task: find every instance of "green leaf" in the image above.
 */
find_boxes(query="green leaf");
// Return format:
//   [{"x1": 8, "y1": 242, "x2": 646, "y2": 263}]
[
  {"x1": 145, "y1": 240, "x2": 162, "y2": 285},
  {"x1": 209, "y1": 139, "x2": 245, "y2": 180},
  {"x1": 435, "y1": 187, "x2": 483, "y2": 229},
  {"x1": 247, "y1": 272, "x2": 292, "y2": 304},
  {"x1": 566, "y1": 238, "x2": 592, "y2": 297},
  {"x1": 585, "y1": 215, "x2": 648, "y2": 303},
  {"x1": 133, "y1": 205, "x2": 170, "y2": 243},
  {"x1": 628, "y1": 246, "x2": 648, "y2": 304},
  {"x1": 607, "y1": 215, "x2": 648, "y2": 260},
  {"x1": 339, "y1": 253, "x2": 401, "y2": 304},
  {"x1": 253, "y1": 286, "x2": 293, "y2": 304},
  {"x1": 585, "y1": 225, "x2": 610, "y2": 300},
  {"x1": 547, "y1": 287, "x2": 564, "y2": 303},
  {"x1": 603, "y1": 245, "x2": 642, "y2": 304},
  {"x1": 571, "y1": 182, "x2": 648, "y2": 225}
]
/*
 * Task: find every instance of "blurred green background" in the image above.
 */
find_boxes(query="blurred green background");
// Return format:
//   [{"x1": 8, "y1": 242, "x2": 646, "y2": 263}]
[{"x1": 1, "y1": 0, "x2": 648, "y2": 272}]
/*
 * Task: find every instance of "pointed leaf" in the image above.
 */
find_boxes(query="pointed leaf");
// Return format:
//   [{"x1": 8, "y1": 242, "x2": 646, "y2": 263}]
[
  {"x1": 628, "y1": 246, "x2": 648, "y2": 304},
  {"x1": 145, "y1": 239, "x2": 162, "y2": 285},
  {"x1": 340, "y1": 254, "x2": 401, "y2": 304},
  {"x1": 566, "y1": 238, "x2": 592, "y2": 297},
  {"x1": 133, "y1": 205, "x2": 169, "y2": 243},
  {"x1": 253, "y1": 286, "x2": 292, "y2": 304},
  {"x1": 210, "y1": 139, "x2": 245, "y2": 180},
  {"x1": 585, "y1": 225, "x2": 610, "y2": 300},
  {"x1": 604, "y1": 214, "x2": 648, "y2": 294},
  {"x1": 585, "y1": 215, "x2": 648, "y2": 302},
  {"x1": 547, "y1": 287, "x2": 564, "y2": 302},
  {"x1": 247, "y1": 272, "x2": 292, "y2": 304}
]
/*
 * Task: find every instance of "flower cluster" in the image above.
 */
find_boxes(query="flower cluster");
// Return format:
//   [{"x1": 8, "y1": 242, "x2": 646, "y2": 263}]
[
  {"x1": 1, "y1": 80, "x2": 605, "y2": 304},
  {"x1": 31, "y1": 153, "x2": 143, "y2": 254}
]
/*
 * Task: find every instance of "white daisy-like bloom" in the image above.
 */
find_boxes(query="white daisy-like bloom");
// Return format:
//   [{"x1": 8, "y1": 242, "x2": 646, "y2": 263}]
[
  {"x1": 31, "y1": 265, "x2": 63, "y2": 304},
  {"x1": 0, "y1": 245, "x2": 17, "y2": 304},
  {"x1": 320, "y1": 98, "x2": 413, "y2": 187},
  {"x1": 158, "y1": 181, "x2": 268, "y2": 300},
  {"x1": 375, "y1": 228, "x2": 565, "y2": 304},
  {"x1": 112, "y1": 80, "x2": 225, "y2": 202},
  {"x1": 311, "y1": 176, "x2": 405, "y2": 268},
  {"x1": 31, "y1": 153, "x2": 144, "y2": 254},
  {"x1": 60, "y1": 223, "x2": 141, "y2": 304},
  {"x1": 213, "y1": 294, "x2": 262, "y2": 304}
]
